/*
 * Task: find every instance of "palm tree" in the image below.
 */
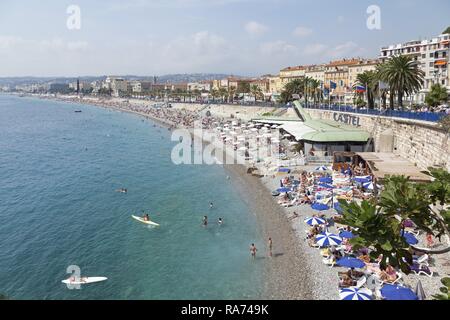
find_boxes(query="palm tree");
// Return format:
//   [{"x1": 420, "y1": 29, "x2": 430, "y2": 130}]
[
  {"x1": 354, "y1": 71, "x2": 376, "y2": 109},
  {"x1": 228, "y1": 86, "x2": 237, "y2": 103},
  {"x1": 250, "y1": 84, "x2": 263, "y2": 102},
  {"x1": 218, "y1": 87, "x2": 228, "y2": 103},
  {"x1": 280, "y1": 79, "x2": 305, "y2": 104},
  {"x1": 308, "y1": 79, "x2": 323, "y2": 105},
  {"x1": 425, "y1": 84, "x2": 448, "y2": 109},
  {"x1": 378, "y1": 55, "x2": 424, "y2": 109},
  {"x1": 210, "y1": 88, "x2": 219, "y2": 102}
]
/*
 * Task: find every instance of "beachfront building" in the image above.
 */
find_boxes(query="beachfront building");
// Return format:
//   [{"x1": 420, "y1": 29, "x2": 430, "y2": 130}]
[
  {"x1": 324, "y1": 59, "x2": 360, "y2": 105},
  {"x1": 305, "y1": 64, "x2": 326, "y2": 84},
  {"x1": 187, "y1": 81, "x2": 212, "y2": 92},
  {"x1": 347, "y1": 59, "x2": 379, "y2": 90},
  {"x1": 252, "y1": 100, "x2": 371, "y2": 157},
  {"x1": 279, "y1": 66, "x2": 306, "y2": 87},
  {"x1": 380, "y1": 32, "x2": 450, "y2": 104},
  {"x1": 104, "y1": 76, "x2": 128, "y2": 97},
  {"x1": 130, "y1": 81, "x2": 153, "y2": 93}
]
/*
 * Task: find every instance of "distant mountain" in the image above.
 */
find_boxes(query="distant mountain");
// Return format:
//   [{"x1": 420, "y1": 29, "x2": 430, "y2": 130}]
[{"x1": 0, "y1": 73, "x2": 243, "y2": 86}]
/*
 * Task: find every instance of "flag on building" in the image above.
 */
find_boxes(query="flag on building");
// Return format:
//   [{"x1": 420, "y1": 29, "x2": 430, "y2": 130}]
[
  {"x1": 330, "y1": 81, "x2": 337, "y2": 89},
  {"x1": 355, "y1": 85, "x2": 366, "y2": 93}
]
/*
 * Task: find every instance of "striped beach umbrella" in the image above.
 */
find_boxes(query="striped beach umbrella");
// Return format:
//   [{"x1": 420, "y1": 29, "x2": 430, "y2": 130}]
[
  {"x1": 339, "y1": 287, "x2": 372, "y2": 301},
  {"x1": 316, "y1": 232, "x2": 342, "y2": 247},
  {"x1": 315, "y1": 166, "x2": 329, "y2": 172},
  {"x1": 304, "y1": 217, "x2": 326, "y2": 226}
]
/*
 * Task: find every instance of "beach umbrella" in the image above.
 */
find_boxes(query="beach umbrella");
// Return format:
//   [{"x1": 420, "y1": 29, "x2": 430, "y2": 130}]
[
  {"x1": 381, "y1": 284, "x2": 418, "y2": 300},
  {"x1": 316, "y1": 232, "x2": 342, "y2": 247},
  {"x1": 354, "y1": 176, "x2": 372, "y2": 183},
  {"x1": 415, "y1": 281, "x2": 426, "y2": 301},
  {"x1": 402, "y1": 231, "x2": 419, "y2": 245},
  {"x1": 271, "y1": 125, "x2": 278, "y2": 129},
  {"x1": 339, "y1": 231, "x2": 356, "y2": 239},
  {"x1": 339, "y1": 287, "x2": 372, "y2": 301},
  {"x1": 230, "y1": 131, "x2": 238, "y2": 135},
  {"x1": 311, "y1": 203, "x2": 330, "y2": 211},
  {"x1": 362, "y1": 182, "x2": 381, "y2": 190},
  {"x1": 318, "y1": 184, "x2": 334, "y2": 189},
  {"x1": 238, "y1": 147, "x2": 248, "y2": 151},
  {"x1": 289, "y1": 141, "x2": 299, "y2": 146},
  {"x1": 250, "y1": 128, "x2": 258, "y2": 132},
  {"x1": 277, "y1": 187, "x2": 291, "y2": 193},
  {"x1": 315, "y1": 166, "x2": 329, "y2": 172},
  {"x1": 319, "y1": 177, "x2": 333, "y2": 184},
  {"x1": 304, "y1": 217, "x2": 326, "y2": 226},
  {"x1": 336, "y1": 257, "x2": 365, "y2": 269}
]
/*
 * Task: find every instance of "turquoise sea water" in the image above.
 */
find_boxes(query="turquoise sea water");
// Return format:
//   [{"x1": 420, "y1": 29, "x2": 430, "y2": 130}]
[{"x1": 0, "y1": 95, "x2": 264, "y2": 300}]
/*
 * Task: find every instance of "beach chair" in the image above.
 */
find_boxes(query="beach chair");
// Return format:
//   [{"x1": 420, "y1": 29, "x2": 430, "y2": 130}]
[
  {"x1": 410, "y1": 264, "x2": 434, "y2": 278},
  {"x1": 413, "y1": 254, "x2": 430, "y2": 267},
  {"x1": 322, "y1": 257, "x2": 336, "y2": 268}
]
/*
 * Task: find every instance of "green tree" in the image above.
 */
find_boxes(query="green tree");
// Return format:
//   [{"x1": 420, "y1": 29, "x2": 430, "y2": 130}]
[
  {"x1": 354, "y1": 71, "x2": 377, "y2": 109},
  {"x1": 432, "y1": 277, "x2": 450, "y2": 300},
  {"x1": 250, "y1": 84, "x2": 263, "y2": 102},
  {"x1": 308, "y1": 79, "x2": 323, "y2": 105},
  {"x1": 425, "y1": 84, "x2": 448, "y2": 108},
  {"x1": 340, "y1": 168, "x2": 450, "y2": 273},
  {"x1": 228, "y1": 86, "x2": 237, "y2": 103},
  {"x1": 280, "y1": 79, "x2": 305, "y2": 104},
  {"x1": 218, "y1": 87, "x2": 228, "y2": 102},
  {"x1": 442, "y1": 26, "x2": 450, "y2": 34},
  {"x1": 236, "y1": 81, "x2": 250, "y2": 94},
  {"x1": 378, "y1": 56, "x2": 425, "y2": 109}
]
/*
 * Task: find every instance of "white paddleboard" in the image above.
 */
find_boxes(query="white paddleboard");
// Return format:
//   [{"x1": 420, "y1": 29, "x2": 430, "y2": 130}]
[
  {"x1": 132, "y1": 215, "x2": 160, "y2": 227},
  {"x1": 62, "y1": 277, "x2": 107, "y2": 285}
]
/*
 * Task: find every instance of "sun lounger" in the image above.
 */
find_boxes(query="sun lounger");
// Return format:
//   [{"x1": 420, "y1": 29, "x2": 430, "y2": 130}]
[
  {"x1": 413, "y1": 254, "x2": 429, "y2": 267},
  {"x1": 410, "y1": 264, "x2": 433, "y2": 278}
]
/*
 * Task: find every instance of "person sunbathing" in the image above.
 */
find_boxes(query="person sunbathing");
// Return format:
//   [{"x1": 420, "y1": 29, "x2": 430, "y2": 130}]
[
  {"x1": 339, "y1": 274, "x2": 356, "y2": 288},
  {"x1": 379, "y1": 265, "x2": 398, "y2": 283}
]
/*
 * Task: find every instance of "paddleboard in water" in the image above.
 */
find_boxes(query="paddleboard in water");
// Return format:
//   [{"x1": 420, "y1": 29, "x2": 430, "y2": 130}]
[
  {"x1": 62, "y1": 277, "x2": 107, "y2": 285},
  {"x1": 132, "y1": 215, "x2": 160, "y2": 227}
]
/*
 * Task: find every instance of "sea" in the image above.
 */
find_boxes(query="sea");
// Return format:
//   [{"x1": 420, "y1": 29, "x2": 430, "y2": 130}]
[{"x1": 0, "y1": 95, "x2": 265, "y2": 300}]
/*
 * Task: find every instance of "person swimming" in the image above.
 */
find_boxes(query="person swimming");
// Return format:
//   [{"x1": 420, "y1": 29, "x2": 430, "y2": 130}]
[
  {"x1": 210, "y1": 202, "x2": 214, "y2": 209},
  {"x1": 202, "y1": 216, "x2": 208, "y2": 227},
  {"x1": 218, "y1": 218, "x2": 223, "y2": 225}
]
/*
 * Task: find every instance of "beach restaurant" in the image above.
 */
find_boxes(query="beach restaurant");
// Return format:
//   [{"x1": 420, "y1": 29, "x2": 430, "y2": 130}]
[{"x1": 252, "y1": 101, "x2": 372, "y2": 156}]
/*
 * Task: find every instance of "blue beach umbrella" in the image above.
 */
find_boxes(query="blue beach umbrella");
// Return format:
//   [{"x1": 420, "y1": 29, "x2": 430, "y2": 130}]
[
  {"x1": 339, "y1": 231, "x2": 356, "y2": 239},
  {"x1": 318, "y1": 184, "x2": 334, "y2": 189},
  {"x1": 311, "y1": 203, "x2": 330, "y2": 211},
  {"x1": 337, "y1": 257, "x2": 365, "y2": 269},
  {"x1": 319, "y1": 177, "x2": 333, "y2": 184},
  {"x1": 354, "y1": 176, "x2": 372, "y2": 184},
  {"x1": 402, "y1": 231, "x2": 419, "y2": 245},
  {"x1": 339, "y1": 287, "x2": 372, "y2": 300},
  {"x1": 315, "y1": 166, "x2": 329, "y2": 172},
  {"x1": 304, "y1": 217, "x2": 326, "y2": 226},
  {"x1": 316, "y1": 232, "x2": 342, "y2": 247},
  {"x1": 381, "y1": 284, "x2": 418, "y2": 300},
  {"x1": 277, "y1": 187, "x2": 291, "y2": 193}
]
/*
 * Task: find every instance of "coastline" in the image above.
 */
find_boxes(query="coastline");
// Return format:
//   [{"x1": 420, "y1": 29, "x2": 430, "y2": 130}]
[{"x1": 25, "y1": 94, "x2": 332, "y2": 300}]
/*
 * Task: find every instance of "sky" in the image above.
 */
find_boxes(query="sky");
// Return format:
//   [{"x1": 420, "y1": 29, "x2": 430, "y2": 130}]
[{"x1": 0, "y1": 0, "x2": 449, "y2": 77}]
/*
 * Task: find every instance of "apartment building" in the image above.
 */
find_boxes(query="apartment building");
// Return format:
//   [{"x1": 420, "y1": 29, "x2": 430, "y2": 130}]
[
  {"x1": 279, "y1": 66, "x2": 306, "y2": 87},
  {"x1": 380, "y1": 32, "x2": 450, "y2": 103},
  {"x1": 324, "y1": 58, "x2": 360, "y2": 104}
]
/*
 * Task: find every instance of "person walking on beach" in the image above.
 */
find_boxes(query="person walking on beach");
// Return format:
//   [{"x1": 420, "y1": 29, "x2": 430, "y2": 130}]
[
  {"x1": 250, "y1": 243, "x2": 257, "y2": 260},
  {"x1": 268, "y1": 238, "x2": 273, "y2": 258}
]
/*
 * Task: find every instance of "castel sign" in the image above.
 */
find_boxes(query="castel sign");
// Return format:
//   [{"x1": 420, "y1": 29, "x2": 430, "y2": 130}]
[{"x1": 333, "y1": 113, "x2": 361, "y2": 127}]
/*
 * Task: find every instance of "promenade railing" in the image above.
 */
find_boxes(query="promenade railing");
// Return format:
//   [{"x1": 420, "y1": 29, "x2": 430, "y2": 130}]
[{"x1": 302, "y1": 104, "x2": 446, "y2": 123}]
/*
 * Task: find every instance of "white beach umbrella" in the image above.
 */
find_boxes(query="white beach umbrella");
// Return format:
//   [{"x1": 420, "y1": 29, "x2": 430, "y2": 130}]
[
  {"x1": 339, "y1": 287, "x2": 373, "y2": 301},
  {"x1": 251, "y1": 128, "x2": 258, "y2": 132},
  {"x1": 230, "y1": 131, "x2": 238, "y2": 135},
  {"x1": 315, "y1": 232, "x2": 342, "y2": 247},
  {"x1": 283, "y1": 134, "x2": 291, "y2": 138},
  {"x1": 238, "y1": 147, "x2": 248, "y2": 151}
]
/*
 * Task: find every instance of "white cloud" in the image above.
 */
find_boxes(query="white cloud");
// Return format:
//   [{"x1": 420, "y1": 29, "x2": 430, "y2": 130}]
[
  {"x1": 329, "y1": 41, "x2": 365, "y2": 59},
  {"x1": 109, "y1": 0, "x2": 253, "y2": 10},
  {"x1": 303, "y1": 43, "x2": 328, "y2": 55},
  {"x1": 0, "y1": 36, "x2": 23, "y2": 50},
  {"x1": 293, "y1": 26, "x2": 312, "y2": 37},
  {"x1": 260, "y1": 41, "x2": 297, "y2": 55},
  {"x1": 67, "y1": 41, "x2": 89, "y2": 51},
  {"x1": 245, "y1": 21, "x2": 268, "y2": 36}
]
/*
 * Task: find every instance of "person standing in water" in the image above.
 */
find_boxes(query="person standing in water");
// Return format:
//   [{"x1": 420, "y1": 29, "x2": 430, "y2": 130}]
[
  {"x1": 202, "y1": 216, "x2": 208, "y2": 227},
  {"x1": 268, "y1": 238, "x2": 273, "y2": 258},
  {"x1": 250, "y1": 244, "x2": 257, "y2": 259}
]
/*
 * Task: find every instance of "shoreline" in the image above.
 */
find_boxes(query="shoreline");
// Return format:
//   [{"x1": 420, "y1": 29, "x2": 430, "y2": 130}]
[{"x1": 25, "y1": 94, "x2": 328, "y2": 300}]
